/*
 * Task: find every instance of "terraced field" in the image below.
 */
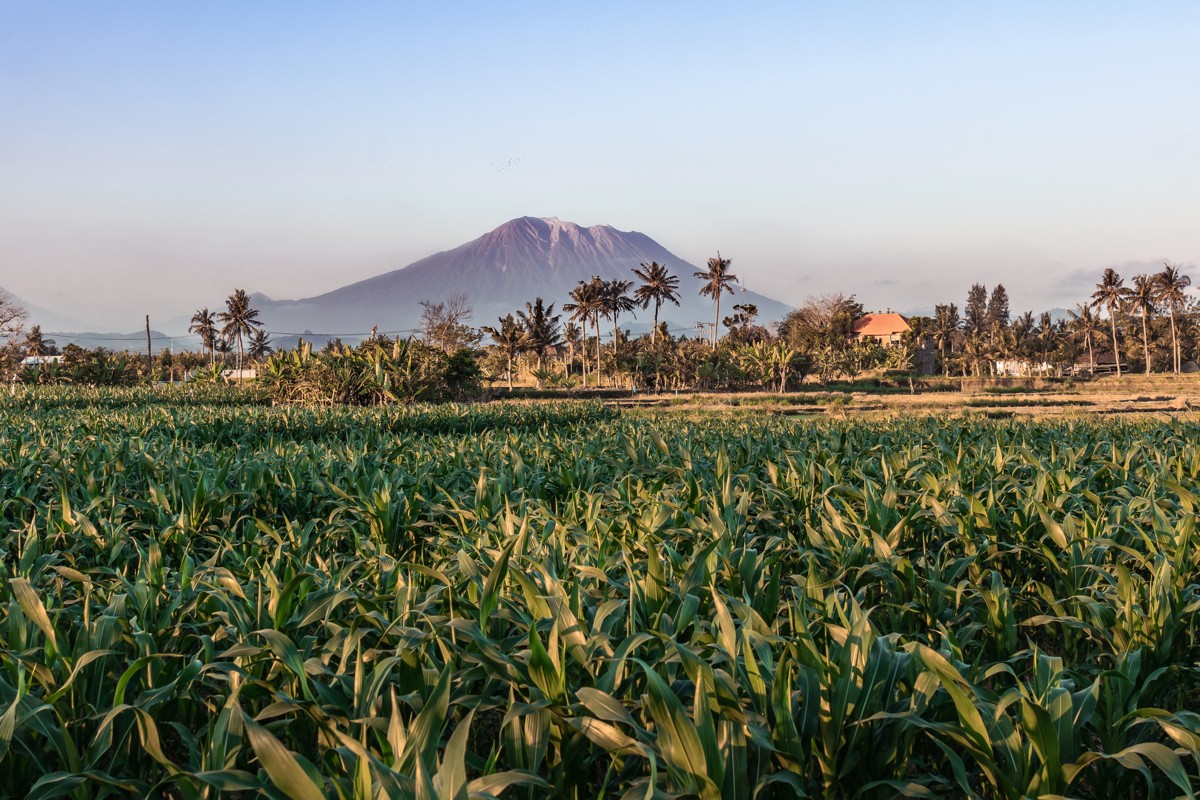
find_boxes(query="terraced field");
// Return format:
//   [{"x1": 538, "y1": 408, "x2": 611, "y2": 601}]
[
  {"x1": 611, "y1": 374, "x2": 1200, "y2": 419},
  {"x1": 0, "y1": 388, "x2": 1198, "y2": 798}
]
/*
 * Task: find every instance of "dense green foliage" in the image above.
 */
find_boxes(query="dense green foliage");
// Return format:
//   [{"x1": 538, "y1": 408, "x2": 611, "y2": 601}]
[
  {"x1": 1, "y1": 392, "x2": 1199, "y2": 798},
  {"x1": 259, "y1": 339, "x2": 483, "y2": 405}
]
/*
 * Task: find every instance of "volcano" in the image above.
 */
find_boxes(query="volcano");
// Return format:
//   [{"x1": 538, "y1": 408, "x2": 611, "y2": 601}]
[{"x1": 254, "y1": 217, "x2": 790, "y2": 338}]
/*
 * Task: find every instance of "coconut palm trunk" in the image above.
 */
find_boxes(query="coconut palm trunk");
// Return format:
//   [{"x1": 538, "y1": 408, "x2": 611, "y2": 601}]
[
  {"x1": 594, "y1": 314, "x2": 602, "y2": 386},
  {"x1": 612, "y1": 315, "x2": 619, "y2": 364},
  {"x1": 1141, "y1": 313, "x2": 1151, "y2": 375},
  {"x1": 712, "y1": 295, "x2": 720, "y2": 348},
  {"x1": 1109, "y1": 316, "x2": 1122, "y2": 377},
  {"x1": 653, "y1": 299, "x2": 663, "y2": 391},
  {"x1": 1168, "y1": 305, "x2": 1179, "y2": 373}
]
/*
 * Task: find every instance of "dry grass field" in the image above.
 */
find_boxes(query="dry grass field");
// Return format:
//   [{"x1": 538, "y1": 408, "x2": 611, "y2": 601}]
[{"x1": 611, "y1": 374, "x2": 1200, "y2": 420}]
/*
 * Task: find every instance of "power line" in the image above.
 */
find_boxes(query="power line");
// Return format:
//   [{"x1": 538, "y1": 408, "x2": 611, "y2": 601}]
[
  {"x1": 45, "y1": 324, "x2": 709, "y2": 347},
  {"x1": 41, "y1": 327, "x2": 422, "y2": 343},
  {"x1": 262, "y1": 328, "x2": 420, "y2": 337},
  {"x1": 39, "y1": 333, "x2": 183, "y2": 343}
]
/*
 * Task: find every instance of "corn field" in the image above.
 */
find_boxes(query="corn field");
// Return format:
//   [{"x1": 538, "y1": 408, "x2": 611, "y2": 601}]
[{"x1": 1, "y1": 388, "x2": 1198, "y2": 798}]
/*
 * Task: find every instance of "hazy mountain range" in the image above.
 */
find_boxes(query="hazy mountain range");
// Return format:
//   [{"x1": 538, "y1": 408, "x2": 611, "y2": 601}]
[
  {"x1": 9, "y1": 216, "x2": 1084, "y2": 352},
  {"x1": 11, "y1": 216, "x2": 793, "y2": 347}
]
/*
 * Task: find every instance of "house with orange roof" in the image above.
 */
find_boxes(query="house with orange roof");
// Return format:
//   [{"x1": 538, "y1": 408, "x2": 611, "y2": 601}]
[{"x1": 853, "y1": 312, "x2": 911, "y2": 346}]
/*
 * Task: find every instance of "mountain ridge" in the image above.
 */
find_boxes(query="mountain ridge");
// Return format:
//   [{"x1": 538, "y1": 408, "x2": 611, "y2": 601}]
[{"x1": 253, "y1": 216, "x2": 792, "y2": 337}]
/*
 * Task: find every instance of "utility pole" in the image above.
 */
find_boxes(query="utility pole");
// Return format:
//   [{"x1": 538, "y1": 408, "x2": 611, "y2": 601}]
[{"x1": 145, "y1": 315, "x2": 153, "y2": 385}]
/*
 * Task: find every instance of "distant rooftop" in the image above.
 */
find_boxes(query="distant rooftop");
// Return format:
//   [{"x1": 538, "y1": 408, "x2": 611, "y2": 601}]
[{"x1": 854, "y1": 312, "x2": 910, "y2": 338}]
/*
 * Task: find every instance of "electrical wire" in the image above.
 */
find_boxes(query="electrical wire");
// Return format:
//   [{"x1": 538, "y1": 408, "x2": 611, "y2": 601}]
[
  {"x1": 41, "y1": 322, "x2": 714, "y2": 346},
  {"x1": 40, "y1": 327, "x2": 422, "y2": 343}
]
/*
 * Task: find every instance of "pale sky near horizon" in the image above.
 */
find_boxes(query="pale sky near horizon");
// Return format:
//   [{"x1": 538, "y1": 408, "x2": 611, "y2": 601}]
[{"x1": 2, "y1": 1, "x2": 1199, "y2": 329}]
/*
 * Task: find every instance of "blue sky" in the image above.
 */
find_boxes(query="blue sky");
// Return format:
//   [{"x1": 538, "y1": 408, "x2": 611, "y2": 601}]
[{"x1": 2, "y1": 1, "x2": 1198, "y2": 327}]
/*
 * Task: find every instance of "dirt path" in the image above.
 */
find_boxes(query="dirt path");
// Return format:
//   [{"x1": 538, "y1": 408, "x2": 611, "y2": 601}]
[{"x1": 612, "y1": 375, "x2": 1200, "y2": 419}]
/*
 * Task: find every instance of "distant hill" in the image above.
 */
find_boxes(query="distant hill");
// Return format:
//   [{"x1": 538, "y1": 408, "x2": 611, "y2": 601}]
[
  {"x1": 0, "y1": 287, "x2": 192, "y2": 352},
  {"x1": 41, "y1": 330, "x2": 190, "y2": 352},
  {"x1": 254, "y1": 217, "x2": 791, "y2": 338},
  {"x1": 0, "y1": 290, "x2": 86, "y2": 332}
]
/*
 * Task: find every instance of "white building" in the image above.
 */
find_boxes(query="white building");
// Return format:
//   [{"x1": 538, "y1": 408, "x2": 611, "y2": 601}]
[{"x1": 992, "y1": 359, "x2": 1052, "y2": 377}]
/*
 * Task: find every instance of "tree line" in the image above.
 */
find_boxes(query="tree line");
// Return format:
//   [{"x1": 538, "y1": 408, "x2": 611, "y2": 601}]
[
  {"x1": 0, "y1": 288, "x2": 276, "y2": 385},
  {"x1": 929, "y1": 264, "x2": 1195, "y2": 378},
  {"x1": 2, "y1": 258, "x2": 1196, "y2": 397},
  {"x1": 466, "y1": 254, "x2": 912, "y2": 392}
]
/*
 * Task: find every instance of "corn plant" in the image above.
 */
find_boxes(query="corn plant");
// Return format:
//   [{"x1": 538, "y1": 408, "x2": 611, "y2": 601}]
[{"x1": 0, "y1": 389, "x2": 1197, "y2": 797}]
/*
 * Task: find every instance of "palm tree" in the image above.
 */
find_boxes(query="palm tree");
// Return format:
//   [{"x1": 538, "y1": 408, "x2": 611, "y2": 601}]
[
  {"x1": 961, "y1": 333, "x2": 985, "y2": 377},
  {"x1": 981, "y1": 325, "x2": 1006, "y2": 376},
  {"x1": 564, "y1": 278, "x2": 604, "y2": 384},
  {"x1": 600, "y1": 280, "x2": 637, "y2": 366},
  {"x1": 189, "y1": 307, "x2": 219, "y2": 368},
  {"x1": 1010, "y1": 311, "x2": 1036, "y2": 374},
  {"x1": 1036, "y1": 312, "x2": 1057, "y2": 374},
  {"x1": 991, "y1": 323, "x2": 1018, "y2": 373},
  {"x1": 1067, "y1": 304, "x2": 1103, "y2": 375},
  {"x1": 1127, "y1": 274, "x2": 1157, "y2": 375},
  {"x1": 22, "y1": 325, "x2": 55, "y2": 358},
  {"x1": 933, "y1": 303, "x2": 960, "y2": 376},
  {"x1": 1090, "y1": 268, "x2": 1126, "y2": 377},
  {"x1": 695, "y1": 252, "x2": 738, "y2": 346},
  {"x1": 632, "y1": 262, "x2": 681, "y2": 344},
  {"x1": 248, "y1": 328, "x2": 273, "y2": 360},
  {"x1": 213, "y1": 336, "x2": 231, "y2": 365},
  {"x1": 1155, "y1": 263, "x2": 1192, "y2": 373},
  {"x1": 563, "y1": 322, "x2": 582, "y2": 377},
  {"x1": 516, "y1": 297, "x2": 563, "y2": 377},
  {"x1": 482, "y1": 314, "x2": 528, "y2": 390},
  {"x1": 217, "y1": 289, "x2": 263, "y2": 376}
]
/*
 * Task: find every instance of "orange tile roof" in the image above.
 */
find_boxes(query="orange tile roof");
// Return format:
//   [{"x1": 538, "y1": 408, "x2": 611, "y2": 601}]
[{"x1": 854, "y1": 312, "x2": 910, "y2": 337}]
